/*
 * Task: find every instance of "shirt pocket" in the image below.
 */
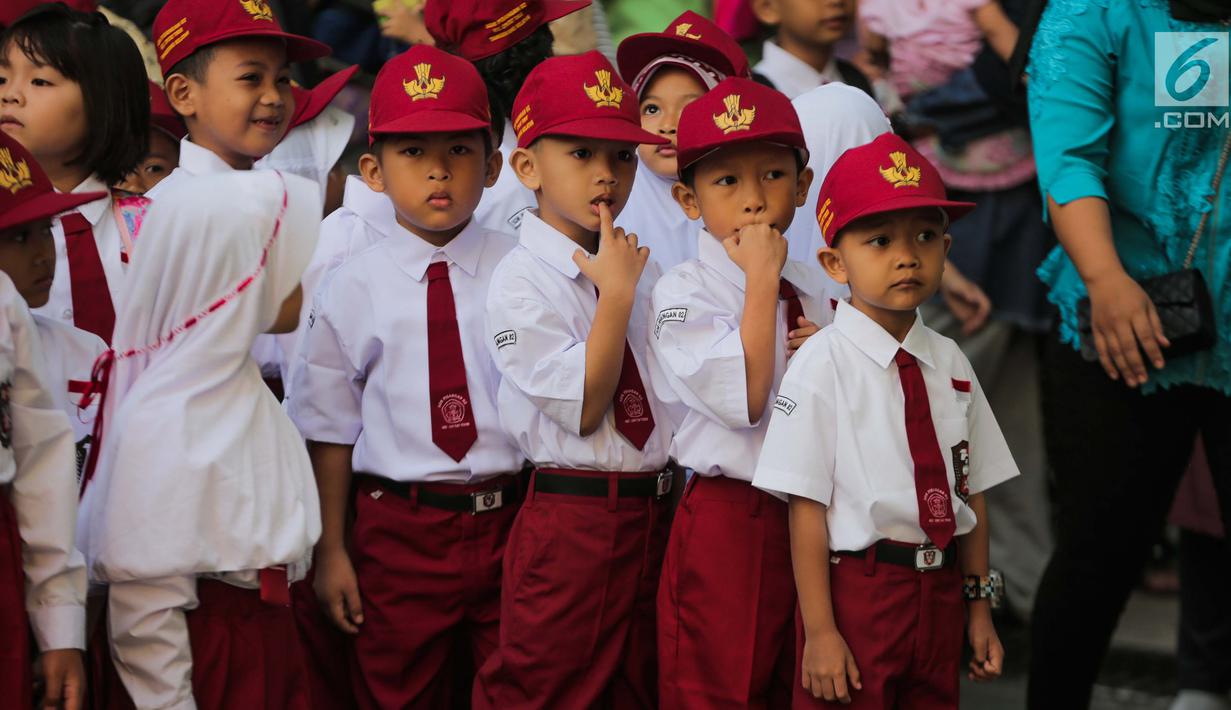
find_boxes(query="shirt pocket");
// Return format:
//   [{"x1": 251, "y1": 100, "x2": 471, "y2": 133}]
[{"x1": 934, "y1": 416, "x2": 972, "y2": 504}]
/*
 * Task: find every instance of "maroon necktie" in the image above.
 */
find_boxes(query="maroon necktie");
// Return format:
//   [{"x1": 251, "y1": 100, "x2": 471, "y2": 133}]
[
  {"x1": 894, "y1": 349, "x2": 956, "y2": 549},
  {"x1": 779, "y1": 278, "x2": 805, "y2": 334},
  {"x1": 426, "y1": 261, "x2": 477, "y2": 462},
  {"x1": 61, "y1": 212, "x2": 115, "y2": 344},
  {"x1": 612, "y1": 341, "x2": 655, "y2": 450}
]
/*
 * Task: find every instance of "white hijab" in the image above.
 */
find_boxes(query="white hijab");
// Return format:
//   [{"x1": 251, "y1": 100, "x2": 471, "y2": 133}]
[
  {"x1": 785, "y1": 83, "x2": 892, "y2": 263},
  {"x1": 79, "y1": 171, "x2": 322, "y2": 582}
]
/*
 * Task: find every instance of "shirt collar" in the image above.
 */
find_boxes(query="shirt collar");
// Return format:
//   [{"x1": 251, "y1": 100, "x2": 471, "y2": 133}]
[
  {"x1": 758, "y1": 41, "x2": 843, "y2": 97},
  {"x1": 177, "y1": 138, "x2": 238, "y2": 177},
  {"x1": 832, "y1": 299, "x2": 935, "y2": 369},
  {"x1": 518, "y1": 210, "x2": 582, "y2": 280},
  {"x1": 58, "y1": 174, "x2": 110, "y2": 224},
  {"x1": 697, "y1": 229, "x2": 745, "y2": 289},
  {"x1": 385, "y1": 216, "x2": 486, "y2": 282}
]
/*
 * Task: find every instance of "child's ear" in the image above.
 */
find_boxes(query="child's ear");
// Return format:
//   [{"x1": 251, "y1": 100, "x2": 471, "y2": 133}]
[
  {"x1": 509, "y1": 147, "x2": 540, "y2": 191},
  {"x1": 749, "y1": 0, "x2": 781, "y2": 26},
  {"x1": 484, "y1": 148, "x2": 503, "y2": 189},
  {"x1": 795, "y1": 167, "x2": 814, "y2": 208},
  {"x1": 358, "y1": 152, "x2": 385, "y2": 193},
  {"x1": 163, "y1": 74, "x2": 196, "y2": 119},
  {"x1": 671, "y1": 181, "x2": 702, "y2": 220},
  {"x1": 943, "y1": 232, "x2": 953, "y2": 257},
  {"x1": 817, "y1": 246, "x2": 848, "y2": 285}
]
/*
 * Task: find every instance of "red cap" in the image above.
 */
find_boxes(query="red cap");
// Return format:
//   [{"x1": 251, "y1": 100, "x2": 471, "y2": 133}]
[
  {"x1": 153, "y1": 0, "x2": 331, "y2": 78},
  {"x1": 289, "y1": 65, "x2": 358, "y2": 130},
  {"x1": 676, "y1": 77, "x2": 807, "y2": 175},
  {"x1": 425, "y1": 0, "x2": 590, "y2": 62},
  {"x1": 511, "y1": 51, "x2": 667, "y2": 149},
  {"x1": 0, "y1": 0, "x2": 38, "y2": 28},
  {"x1": 148, "y1": 81, "x2": 187, "y2": 141},
  {"x1": 617, "y1": 11, "x2": 750, "y2": 92},
  {"x1": 0, "y1": 133, "x2": 106, "y2": 232},
  {"x1": 815, "y1": 133, "x2": 976, "y2": 247},
  {"x1": 368, "y1": 45, "x2": 491, "y2": 141}
]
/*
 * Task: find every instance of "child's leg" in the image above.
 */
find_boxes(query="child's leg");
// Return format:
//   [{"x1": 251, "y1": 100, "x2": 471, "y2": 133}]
[
  {"x1": 658, "y1": 476, "x2": 795, "y2": 709},
  {"x1": 0, "y1": 490, "x2": 32, "y2": 709},
  {"x1": 290, "y1": 570, "x2": 354, "y2": 710}
]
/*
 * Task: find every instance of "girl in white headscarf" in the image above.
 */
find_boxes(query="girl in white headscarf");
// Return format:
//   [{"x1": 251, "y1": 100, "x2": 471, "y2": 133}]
[{"x1": 77, "y1": 170, "x2": 322, "y2": 710}]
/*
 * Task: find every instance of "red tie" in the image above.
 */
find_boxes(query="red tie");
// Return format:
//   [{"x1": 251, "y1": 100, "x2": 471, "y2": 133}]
[
  {"x1": 61, "y1": 212, "x2": 116, "y2": 344},
  {"x1": 426, "y1": 261, "x2": 477, "y2": 462},
  {"x1": 612, "y1": 341, "x2": 656, "y2": 450},
  {"x1": 894, "y1": 349, "x2": 956, "y2": 549},
  {"x1": 779, "y1": 278, "x2": 805, "y2": 334}
]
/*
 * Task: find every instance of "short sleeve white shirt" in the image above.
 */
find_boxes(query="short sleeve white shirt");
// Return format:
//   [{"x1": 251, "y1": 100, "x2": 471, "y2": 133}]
[
  {"x1": 472, "y1": 121, "x2": 535, "y2": 237},
  {"x1": 616, "y1": 162, "x2": 701, "y2": 271},
  {"x1": 32, "y1": 316, "x2": 106, "y2": 475}
]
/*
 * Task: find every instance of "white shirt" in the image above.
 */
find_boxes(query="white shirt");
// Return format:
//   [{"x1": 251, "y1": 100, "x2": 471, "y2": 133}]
[
  {"x1": 753, "y1": 40, "x2": 845, "y2": 100},
  {"x1": 649, "y1": 231, "x2": 836, "y2": 482},
  {"x1": 616, "y1": 162, "x2": 701, "y2": 271},
  {"x1": 753, "y1": 301, "x2": 1019, "y2": 551},
  {"x1": 32, "y1": 176, "x2": 125, "y2": 328},
  {"x1": 289, "y1": 219, "x2": 523, "y2": 483},
  {"x1": 472, "y1": 120, "x2": 535, "y2": 237},
  {"x1": 0, "y1": 277, "x2": 86, "y2": 652},
  {"x1": 486, "y1": 211, "x2": 672, "y2": 471},
  {"x1": 144, "y1": 138, "x2": 236, "y2": 200},
  {"x1": 32, "y1": 316, "x2": 105, "y2": 479}
]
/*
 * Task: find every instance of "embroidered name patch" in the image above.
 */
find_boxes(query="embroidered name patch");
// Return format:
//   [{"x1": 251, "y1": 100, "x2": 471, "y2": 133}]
[
  {"x1": 494, "y1": 330, "x2": 517, "y2": 349},
  {"x1": 773, "y1": 395, "x2": 796, "y2": 416},
  {"x1": 654, "y1": 307, "x2": 687, "y2": 338}
]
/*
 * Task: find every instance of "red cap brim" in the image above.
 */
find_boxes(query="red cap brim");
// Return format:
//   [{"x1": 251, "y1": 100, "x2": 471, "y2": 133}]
[
  {"x1": 543, "y1": 0, "x2": 591, "y2": 26},
  {"x1": 526, "y1": 116, "x2": 668, "y2": 148},
  {"x1": 369, "y1": 111, "x2": 492, "y2": 140},
  {"x1": 830, "y1": 195, "x2": 977, "y2": 244},
  {"x1": 0, "y1": 191, "x2": 108, "y2": 233},
  {"x1": 617, "y1": 36, "x2": 741, "y2": 87},
  {"x1": 191, "y1": 27, "x2": 331, "y2": 65},
  {"x1": 678, "y1": 133, "x2": 809, "y2": 175},
  {"x1": 290, "y1": 65, "x2": 358, "y2": 129}
]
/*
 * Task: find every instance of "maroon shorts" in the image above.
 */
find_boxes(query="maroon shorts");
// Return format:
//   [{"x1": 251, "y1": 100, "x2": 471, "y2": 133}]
[{"x1": 0, "y1": 491, "x2": 31, "y2": 709}]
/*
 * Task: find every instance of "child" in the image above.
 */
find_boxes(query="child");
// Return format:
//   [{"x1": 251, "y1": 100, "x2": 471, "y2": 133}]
[
  {"x1": 147, "y1": 0, "x2": 331, "y2": 197},
  {"x1": 424, "y1": 0, "x2": 589, "y2": 236},
  {"x1": 77, "y1": 170, "x2": 323, "y2": 710},
  {"x1": 0, "y1": 131, "x2": 88, "y2": 710},
  {"x1": 650, "y1": 76, "x2": 835, "y2": 709},
  {"x1": 749, "y1": 0, "x2": 873, "y2": 100},
  {"x1": 753, "y1": 133, "x2": 1018, "y2": 707},
  {"x1": 0, "y1": 4, "x2": 149, "y2": 343},
  {"x1": 115, "y1": 80, "x2": 187, "y2": 198},
  {"x1": 615, "y1": 10, "x2": 750, "y2": 270},
  {"x1": 288, "y1": 44, "x2": 522, "y2": 709},
  {"x1": 475, "y1": 51, "x2": 674, "y2": 709}
]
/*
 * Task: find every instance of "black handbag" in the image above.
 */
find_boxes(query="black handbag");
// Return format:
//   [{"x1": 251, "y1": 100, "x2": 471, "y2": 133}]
[{"x1": 1077, "y1": 130, "x2": 1229, "y2": 363}]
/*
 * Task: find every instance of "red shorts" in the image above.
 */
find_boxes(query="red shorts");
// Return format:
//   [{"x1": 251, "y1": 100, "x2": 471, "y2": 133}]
[
  {"x1": 0, "y1": 491, "x2": 31, "y2": 709},
  {"x1": 291, "y1": 569, "x2": 354, "y2": 710}
]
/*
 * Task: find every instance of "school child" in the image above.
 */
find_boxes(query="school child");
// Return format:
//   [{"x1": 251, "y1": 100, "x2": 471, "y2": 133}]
[
  {"x1": 424, "y1": 0, "x2": 590, "y2": 236},
  {"x1": 77, "y1": 170, "x2": 323, "y2": 710},
  {"x1": 289, "y1": 44, "x2": 523, "y2": 709},
  {"x1": 474, "y1": 51, "x2": 674, "y2": 709},
  {"x1": 748, "y1": 0, "x2": 874, "y2": 100},
  {"x1": 752, "y1": 133, "x2": 1018, "y2": 707},
  {"x1": 614, "y1": 10, "x2": 750, "y2": 270},
  {"x1": 146, "y1": 0, "x2": 332, "y2": 198},
  {"x1": 114, "y1": 81, "x2": 186, "y2": 198},
  {"x1": 0, "y1": 4, "x2": 149, "y2": 343},
  {"x1": 0, "y1": 130, "x2": 89, "y2": 710},
  {"x1": 649, "y1": 76, "x2": 835, "y2": 709}
]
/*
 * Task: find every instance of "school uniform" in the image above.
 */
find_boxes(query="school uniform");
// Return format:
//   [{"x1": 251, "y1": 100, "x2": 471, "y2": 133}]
[
  {"x1": 472, "y1": 120, "x2": 536, "y2": 237},
  {"x1": 617, "y1": 162, "x2": 701, "y2": 270},
  {"x1": 31, "y1": 315, "x2": 105, "y2": 480}
]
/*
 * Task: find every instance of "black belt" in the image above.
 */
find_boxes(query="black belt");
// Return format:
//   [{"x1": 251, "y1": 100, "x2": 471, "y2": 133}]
[
  {"x1": 836, "y1": 540, "x2": 957, "y2": 571},
  {"x1": 533, "y1": 469, "x2": 673, "y2": 499},
  {"x1": 354, "y1": 474, "x2": 520, "y2": 514}
]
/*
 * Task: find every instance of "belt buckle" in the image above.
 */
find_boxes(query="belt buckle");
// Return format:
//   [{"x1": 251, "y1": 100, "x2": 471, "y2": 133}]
[
  {"x1": 471, "y1": 489, "x2": 504, "y2": 514},
  {"x1": 914, "y1": 544, "x2": 944, "y2": 571},
  {"x1": 655, "y1": 471, "x2": 673, "y2": 498}
]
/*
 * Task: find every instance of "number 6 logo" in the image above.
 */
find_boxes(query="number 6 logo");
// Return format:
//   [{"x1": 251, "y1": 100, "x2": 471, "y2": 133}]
[
  {"x1": 1168, "y1": 37, "x2": 1219, "y2": 102},
  {"x1": 1156, "y1": 32, "x2": 1229, "y2": 107}
]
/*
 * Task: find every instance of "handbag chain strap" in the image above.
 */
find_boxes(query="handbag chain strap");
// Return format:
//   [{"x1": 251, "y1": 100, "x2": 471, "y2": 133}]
[{"x1": 1186, "y1": 128, "x2": 1231, "y2": 269}]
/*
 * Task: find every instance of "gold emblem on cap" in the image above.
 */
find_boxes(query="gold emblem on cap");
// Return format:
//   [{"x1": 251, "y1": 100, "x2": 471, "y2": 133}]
[
  {"x1": 240, "y1": 0, "x2": 274, "y2": 21},
  {"x1": 584, "y1": 69, "x2": 624, "y2": 109},
  {"x1": 674, "y1": 23, "x2": 702, "y2": 40},
  {"x1": 879, "y1": 151, "x2": 921, "y2": 188},
  {"x1": 0, "y1": 148, "x2": 33, "y2": 195},
  {"x1": 404, "y1": 63, "x2": 445, "y2": 101},
  {"x1": 713, "y1": 94, "x2": 755, "y2": 134}
]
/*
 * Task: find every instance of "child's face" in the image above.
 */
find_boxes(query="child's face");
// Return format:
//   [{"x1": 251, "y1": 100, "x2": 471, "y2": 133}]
[
  {"x1": 360, "y1": 131, "x2": 500, "y2": 244},
  {"x1": 0, "y1": 219, "x2": 55, "y2": 309},
  {"x1": 114, "y1": 128, "x2": 181, "y2": 195},
  {"x1": 637, "y1": 67, "x2": 707, "y2": 181},
  {"x1": 168, "y1": 39, "x2": 293, "y2": 170},
  {"x1": 672, "y1": 142, "x2": 811, "y2": 241},
  {"x1": 755, "y1": 0, "x2": 854, "y2": 49},
  {"x1": 0, "y1": 44, "x2": 88, "y2": 170},
  {"x1": 513, "y1": 136, "x2": 639, "y2": 244},
  {"x1": 819, "y1": 207, "x2": 951, "y2": 317}
]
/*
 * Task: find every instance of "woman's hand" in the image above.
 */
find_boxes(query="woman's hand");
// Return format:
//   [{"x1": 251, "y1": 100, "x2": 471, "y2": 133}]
[
  {"x1": 940, "y1": 261, "x2": 992, "y2": 335},
  {"x1": 1086, "y1": 269, "x2": 1169, "y2": 387}
]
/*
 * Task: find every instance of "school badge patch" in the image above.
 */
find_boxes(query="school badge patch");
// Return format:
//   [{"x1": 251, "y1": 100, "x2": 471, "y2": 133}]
[
  {"x1": 0, "y1": 148, "x2": 33, "y2": 195},
  {"x1": 952, "y1": 440, "x2": 970, "y2": 502},
  {"x1": 583, "y1": 69, "x2": 623, "y2": 108},
  {"x1": 878, "y1": 151, "x2": 921, "y2": 188},
  {"x1": 240, "y1": 0, "x2": 274, "y2": 22},
  {"x1": 403, "y1": 63, "x2": 445, "y2": 101},
  {"x1": 713, "y1": 94, "x2": 755, "y2": 134}
]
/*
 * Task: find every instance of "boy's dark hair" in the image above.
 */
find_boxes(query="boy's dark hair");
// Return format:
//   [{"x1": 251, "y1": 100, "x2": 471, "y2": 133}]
[
  {"x1": 166, "y1": 45, "x2": 217, "y2": 84},
  {"x1": 679, "y1": 149, "x2": 808, "y2": 188},
  {"x1": 0, "y1": 4, "x2": 149, "y2": 185},
  {"x1": 471, "y1": 25, "x2": 554, "y2": 142}
]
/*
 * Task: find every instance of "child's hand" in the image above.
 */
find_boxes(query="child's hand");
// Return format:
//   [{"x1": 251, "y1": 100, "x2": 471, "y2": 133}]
[
  {"x1": 314, "y1": 547, "x2": 364, "y2": 634},
  {"x1": 788, "y1": 316, "x2": 821, "y2": 357},
  {"x1": 37, "y1": 648, "x2": 85, "y2": 710},
  {"x1": 801, "y1": 628, "x2": 862, "y2": 703},
  {"x1": 724, "y1": 223, "x2": 788, "y2": 281},
  {"x1": 967, "y1": 606, "x2": 1004, "y2": 681},
  {"x1": 573, "y1": 202, "x2": 649, "y2": 301}
]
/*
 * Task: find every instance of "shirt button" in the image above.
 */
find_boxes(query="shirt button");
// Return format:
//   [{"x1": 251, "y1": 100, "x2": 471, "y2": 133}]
[{"x1": 62, "y1": 308, "x2": 73, "y2": 320}]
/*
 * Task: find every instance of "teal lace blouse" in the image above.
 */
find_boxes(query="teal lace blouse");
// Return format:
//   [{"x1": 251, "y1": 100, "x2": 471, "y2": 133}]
[{"x1": 1028, "y1": 0, "x2": 1231, "y2": 394}]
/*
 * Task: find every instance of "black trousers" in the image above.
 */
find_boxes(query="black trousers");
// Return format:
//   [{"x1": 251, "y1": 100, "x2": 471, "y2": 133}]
[
  {"x1": 1178, "y1": 529, "x2": 1231, "y2": 694},
  {"x1": 1027, "y1": 335, "x2": 1231, "y2": 708}
]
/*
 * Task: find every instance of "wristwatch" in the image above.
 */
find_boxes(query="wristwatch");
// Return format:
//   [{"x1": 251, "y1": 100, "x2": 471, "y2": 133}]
[{"x1": 963, "y1": 569, "x2": 1006, "y2": 609}]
